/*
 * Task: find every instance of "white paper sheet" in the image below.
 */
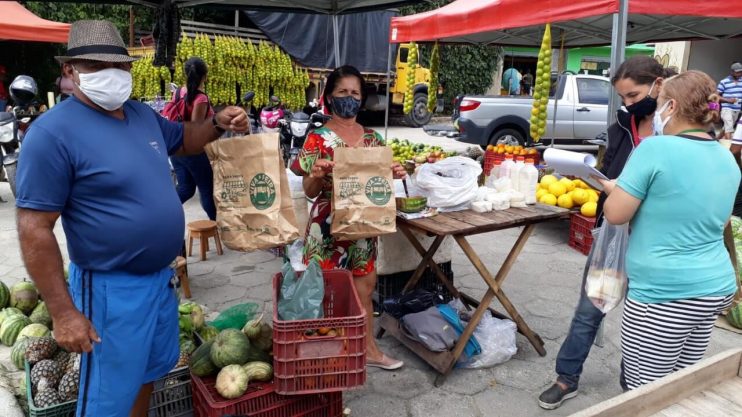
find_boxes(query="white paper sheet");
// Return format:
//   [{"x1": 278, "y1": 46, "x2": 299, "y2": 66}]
[{"x1": 543, "y1": 148, "x2": 608, "y2": 190}]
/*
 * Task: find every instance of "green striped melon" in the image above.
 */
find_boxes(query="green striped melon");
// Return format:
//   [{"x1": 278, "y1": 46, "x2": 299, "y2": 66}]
[
  {"x1": 0, "y1": 281, "x2": 9, "y2": 309},
  {"x1": 10, "y1": 337, "x2": 33, "y2": 370},
  {"x1": 17, "y1": 323, "x2": 50, "y2": 340},
  {"x1": 10, "y1": 281, "x2": 39, "y2": 315},
  {"x1": 189, "y1": 340, "x2": 218, "y2": 377},
  {"x1": 0, "y1": 314, "x2": 31, "y2": 346},
  {"x1": 29, "y1": 301, "x2": 52, "y2": 329},
  {"x1": 727, "y1": 303, "x2": 742, "y2": 329},
  {"x1": 210, "y1": 329, "x2": 250, "y2": 368},
  {"x1": 0, "y1": 307, "x2": 24, "y2": 327}
]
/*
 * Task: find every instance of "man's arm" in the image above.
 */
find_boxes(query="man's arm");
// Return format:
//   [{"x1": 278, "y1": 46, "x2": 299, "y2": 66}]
[
  {"x1": 731, "y1": 144, "x2": 742, "y2": 168},
  {"x1": 178, "y1": 106, "x2": 248, "y2": 155},
  {"x1": 17, "y1": 208, "x2": 99, "y2": 353}
]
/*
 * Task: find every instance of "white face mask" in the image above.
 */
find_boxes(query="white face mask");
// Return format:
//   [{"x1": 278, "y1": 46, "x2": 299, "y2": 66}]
[
  {"x1": 74, "y1": 67, "x2": 132, "y2": 111},
  {"x1": 652, "y1": 100, "x2": 672, "y2": 136}
]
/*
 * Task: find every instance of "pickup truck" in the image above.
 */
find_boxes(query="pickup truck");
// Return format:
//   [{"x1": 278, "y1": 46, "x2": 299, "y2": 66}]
[{"x1": 454, "y1": 74, "x2": 610, "y2": 147}]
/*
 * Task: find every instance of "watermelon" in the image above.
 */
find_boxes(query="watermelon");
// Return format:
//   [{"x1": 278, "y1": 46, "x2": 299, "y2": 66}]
[
  {"x1": 215, "y1": 365, "x2": 249, "y2": 399},
  {"x1": 190, "y1": 340, "x2": 218, "y2": 377},
  {"x1": 0, "y1": 307, "x2": 24, "y2": 327},
  {"x1": 10, "y1": 337, "x2": 33, "y2": 370},
  {"x1": 29, "y1": 301, "x2": 52, "y2": 329},
  {"x1": 727, "y1": 303, "x2": 742, "y2": 329},
  {"x1": 210, "y1": 329, "x2": 250, "y2": 368},
  {"x1": 10, "y1": 281, "x2": 39, "y2": 315},
  {"x1": 0, "y1": 314, "x2": 31, "y2": 346},
  {"x1": 17, "y1": 323, "x2": 50, "y2": 340},
  {"x1": 0, "y1": 281, "x2": 9, "y2": 309},
  {"x1": 198, "y1": 325, "x2": 219, "y2": 343}
]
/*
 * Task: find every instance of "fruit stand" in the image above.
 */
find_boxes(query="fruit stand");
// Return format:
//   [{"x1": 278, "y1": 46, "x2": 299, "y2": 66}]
[{"x1": 377, "y1": 203, "x2": 568, "y2": 386}]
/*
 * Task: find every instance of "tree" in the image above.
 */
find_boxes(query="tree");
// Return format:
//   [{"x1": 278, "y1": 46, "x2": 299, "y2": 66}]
[{"x1": 401, "y1": 1, "x2": 502, "y2": 112}]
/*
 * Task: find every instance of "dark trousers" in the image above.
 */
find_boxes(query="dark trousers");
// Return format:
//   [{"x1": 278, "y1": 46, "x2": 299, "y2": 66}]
[{"x1": 171, "y1": 153, "x2": 216, "y2": 221}]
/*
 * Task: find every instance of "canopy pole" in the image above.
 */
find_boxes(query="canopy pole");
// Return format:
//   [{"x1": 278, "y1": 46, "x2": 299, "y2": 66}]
[
  {"x1": 333, "y1": 15, "x2": 341, "y2": 67},
  {"x1": 384, "y1": 42, "x2": 392, "y2": 140},
  {"x1": 608, "y1": 0, "x2": 628, "y2": 126}
]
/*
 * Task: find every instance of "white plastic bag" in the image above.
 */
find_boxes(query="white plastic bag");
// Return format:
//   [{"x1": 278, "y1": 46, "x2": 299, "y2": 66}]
[
  {"x1": 448, "y1": 299, "x2": 517, "y2": 368},
  {"x1": 288, "y1": 239, "x2": 306, "y2": 272},
  {"x1": 415, "y1": 156, "x2": 482, "y2": 209},
  {"x1": 585, "y1": 222, "x2": 629, "y2": 313}
]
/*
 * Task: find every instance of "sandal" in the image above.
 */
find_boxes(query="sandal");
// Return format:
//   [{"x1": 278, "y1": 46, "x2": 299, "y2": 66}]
[{"x1": 367, "y1": 354, "x2": 404, "y2": 370}]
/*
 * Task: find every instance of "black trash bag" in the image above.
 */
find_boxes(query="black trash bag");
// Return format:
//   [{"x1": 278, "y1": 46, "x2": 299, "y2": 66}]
[{"x1": 382, "y1": 288, "x2": 447, "y2": 319}]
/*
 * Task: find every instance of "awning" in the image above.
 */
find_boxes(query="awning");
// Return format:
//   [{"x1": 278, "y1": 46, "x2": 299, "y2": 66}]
[{"x1": 0, "y1": 2, "x2": 70, "y2": 43}]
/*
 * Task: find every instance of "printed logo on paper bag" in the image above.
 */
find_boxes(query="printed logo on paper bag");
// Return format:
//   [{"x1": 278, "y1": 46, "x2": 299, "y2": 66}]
[
  {"x1": 365, "y1": 176, "x2": 392, "y2": 205},
  {"x1": 338, "y1": 176, "x2": 362, "y2": 199},
  {"x1": 249, "y1": 173, "x2": 276, "y2": 210},
  {"x1": 221, "y1": 174, "x2": 247, "y2": 203}
]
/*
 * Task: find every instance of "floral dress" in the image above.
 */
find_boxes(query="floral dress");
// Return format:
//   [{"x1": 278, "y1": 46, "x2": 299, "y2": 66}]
[{"x1": 290, "y1": 126, "x2": 386, "y2": 277}]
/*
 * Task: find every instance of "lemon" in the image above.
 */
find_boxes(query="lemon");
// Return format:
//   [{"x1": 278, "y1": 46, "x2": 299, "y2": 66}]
[
  {"x1": 536, "y1": 188, "x2": 548, "y2": 200},
  {"x1": 557, "y1": 193, "x2": 574, "y2": 209},
  {"x1": 540, "y1": 174, "x2": 558, "y2": 187},
  {"x1": 571, "y1": 188, "x2": 589, "y2": 205},
  {"x1": 539, "y1": 193, "x2": 557, "y2": 206},
  {"x1": 581, "y1": 201, "x2": 597, "y2": 217},
  {"x1": 587, "y1": 189, "x2": 599, "y2": 203},
  {"x1": 559, "y1": 177, "x2": 575, "y2": 192},
  {"x1": 548, "y1": 182, "x2": 567, "y2": 197}
]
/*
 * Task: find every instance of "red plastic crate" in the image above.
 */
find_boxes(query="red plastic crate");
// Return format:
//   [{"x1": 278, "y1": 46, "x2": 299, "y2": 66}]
[
  {"x1": 272, "y1": 269, "x2": 367, "y2": 395},
  {"x1": 569, "y1": 213, "x2": 597, "y2": 255},
  {"x1": 191, "y1": 374, "x2": 342, "y2": 417}
]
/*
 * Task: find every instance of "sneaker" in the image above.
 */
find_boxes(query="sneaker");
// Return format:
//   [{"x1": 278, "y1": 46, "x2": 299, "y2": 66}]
[{"x1": 538, "y1": 383, "x2": 578, "y2": 410}]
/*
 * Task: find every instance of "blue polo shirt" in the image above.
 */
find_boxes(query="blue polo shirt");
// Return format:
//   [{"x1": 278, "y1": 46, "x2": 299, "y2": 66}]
[
  {"x1": 16, "y1": 97, "x2": 185, "y2": 274},
  {"x1": 717, "y1": 76, "x2": 742, "y2": 111}
]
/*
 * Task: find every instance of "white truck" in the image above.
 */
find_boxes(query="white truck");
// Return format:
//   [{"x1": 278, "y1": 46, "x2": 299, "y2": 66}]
[{"x1": 454, "y1": 74, "x2": 611, "y2": 147}]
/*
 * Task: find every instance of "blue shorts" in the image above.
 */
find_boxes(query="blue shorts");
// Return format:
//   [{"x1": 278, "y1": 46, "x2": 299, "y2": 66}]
[{"x1": 68, "y1": 263, "x2": 179, "y2": 417}]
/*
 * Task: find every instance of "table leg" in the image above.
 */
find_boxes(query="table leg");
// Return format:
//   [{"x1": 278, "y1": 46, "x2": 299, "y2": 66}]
[
  {"x1": 398, "y1": 225, "x2": 458, "y2": 297},
  {"x1": 454, "y1": 225, "x2": 547, "y2": 356}
]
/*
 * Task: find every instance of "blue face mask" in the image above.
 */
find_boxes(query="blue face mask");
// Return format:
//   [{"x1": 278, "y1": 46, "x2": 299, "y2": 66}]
[{"x1": 330, "y1": 96, "x2": 362, "y2": 119}]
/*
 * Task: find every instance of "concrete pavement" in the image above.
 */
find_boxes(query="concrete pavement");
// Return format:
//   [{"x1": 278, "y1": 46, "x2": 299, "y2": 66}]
[{"x1": 0, "y1": 137, "x2": 740, "y2": 416}]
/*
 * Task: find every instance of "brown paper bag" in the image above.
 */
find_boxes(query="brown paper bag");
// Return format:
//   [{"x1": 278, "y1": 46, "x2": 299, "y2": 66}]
[
  {"x1": 205, "y1": 133, "x2": 299, "y2": 251},
  {"x1": 331, "y1": 146, "x2": 397, "y2": 241}
]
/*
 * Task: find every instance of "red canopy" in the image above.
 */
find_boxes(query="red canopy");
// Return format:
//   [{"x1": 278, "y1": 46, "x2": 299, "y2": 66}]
[
  {"x1": 390, "y1": 0, "x2": 742, "y2": 46},
  {"x1": 0, "y1": 2, "x2": 70, "y2": 43}
]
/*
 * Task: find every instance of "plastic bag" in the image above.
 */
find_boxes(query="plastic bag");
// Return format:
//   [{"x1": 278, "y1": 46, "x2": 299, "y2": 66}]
[
  {"x1": 585, "y1": 222, "x2": 629, "y2": 313},
  {"x1": 460, "y1": 313, "x2": 517, "y2": 368},
  {"x1": 415, "y1": 156, "x2": 482, "y2": 209},
  {"x1": 382, "y1": 288, "x2": 446, "y2": 319},
  {"x1": 209, "y1": 303, "x2": 259, "y2": 331},
  {"x1": 288, "y1": 239, "x2": 306, "y2": 272},
  {"x1": 277, "y1": 259, "x2": 324, "y2": 320}
]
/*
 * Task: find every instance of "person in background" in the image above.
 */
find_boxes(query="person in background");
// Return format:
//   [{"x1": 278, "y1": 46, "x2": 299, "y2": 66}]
[
  {"x1": 601, "y1": 70, "x2": 738, "y2": 390},
  {"x1": 539, "y1": 56, "x2": 672, "y2": 410},
  {"x1": 502, "y1": 67, "x2": 522, "y2": 95},
  {"x1": 291, "y1": 65, "x2": 408, "y2": 371},
  {"x1": 522, "y1": 69, "x2": 534, "y2": 96},
  {"x1": 170, "y1": 57, "x2": 217, "y2": 221},
  {"x1": 0, "y1": 65, "x2": 8, "y2": 111},
  {"x1": 717, "y1": 62, "x2": 742, "y2": 140}
]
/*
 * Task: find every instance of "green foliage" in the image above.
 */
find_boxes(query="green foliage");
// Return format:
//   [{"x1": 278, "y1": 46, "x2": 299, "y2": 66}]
[{"x1": 401, "y1": 0, "x2": 502, "y2": 112}]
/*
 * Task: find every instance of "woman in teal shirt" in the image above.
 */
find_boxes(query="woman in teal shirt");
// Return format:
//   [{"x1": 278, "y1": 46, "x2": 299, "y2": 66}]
[{"x1": 601, "y1": 70, "x2": 739, "y2": 390}]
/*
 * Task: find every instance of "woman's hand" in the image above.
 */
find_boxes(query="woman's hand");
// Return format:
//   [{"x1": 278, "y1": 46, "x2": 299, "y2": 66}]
[
  {"x1": 596, "y1": 178, "x2": 617, "y2": 195},
  {"x1": 392, "y1": 162, "x2": 408, "y2": 180},
  {"x1": 310, "y1": 159, "x2": 335, "y2": 179}
]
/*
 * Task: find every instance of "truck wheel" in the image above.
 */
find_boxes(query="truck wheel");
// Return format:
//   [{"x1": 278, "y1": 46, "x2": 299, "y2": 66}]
[
  {"x1": 489, "y1": 128, "x2": 525, "y2": 147},
  {"x1": 404, "y1": 93, "x2": 433, "y2": 127}
]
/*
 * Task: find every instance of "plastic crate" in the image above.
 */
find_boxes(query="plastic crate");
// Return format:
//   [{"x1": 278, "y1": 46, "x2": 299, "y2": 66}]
[
  {"x1": 569, "y1": 213, "x2": 597, "y2": 255},
  {"x1": 375, "y1": 261, "x2": 455, "y2": 310},
  {"x1": 148, "y1": 366, "x2": 193, "y2": 417},
  {"x1": 272, "y1": 269, "x2": 366, "y2": 395},
  {"x1": 191, "y1": 374, "x2": 343, "y2": 417},
  {"x1": 26, "y1": 360, "x2": 77, "y2": 417}
]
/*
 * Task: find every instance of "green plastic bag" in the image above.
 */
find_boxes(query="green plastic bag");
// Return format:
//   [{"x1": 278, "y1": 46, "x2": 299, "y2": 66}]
[
  {"x1": 277, "y1": 259, "x2": 324, "y2": 321},
  {"x1": 208, "y1": 302, "x2": 259, "y2": 331}
]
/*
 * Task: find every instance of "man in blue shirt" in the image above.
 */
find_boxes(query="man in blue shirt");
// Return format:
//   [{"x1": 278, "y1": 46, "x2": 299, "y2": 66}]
[
  {"x1": 15, "y1": 20, "x2": 247, "y2": 417},
  {"x1": 717, "y1": 62, "x2": 742, "y2": 139}
]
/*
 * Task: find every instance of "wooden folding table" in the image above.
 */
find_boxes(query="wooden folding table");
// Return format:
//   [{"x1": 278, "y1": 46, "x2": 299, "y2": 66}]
[{"x1": 377, "y1": 204, "x2": 569, "y2": 386}]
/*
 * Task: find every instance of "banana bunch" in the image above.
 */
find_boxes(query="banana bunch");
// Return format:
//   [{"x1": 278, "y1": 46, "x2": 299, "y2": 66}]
[
  {"x1": 530, "y1": 23, "x2": 552, "y2": 142},
  {"x1": 404, "y1": 42, "x2": 419, "y2": 115},
  {"x1": 427, "y1": 42, "x2": 440, "y2": 113},
  {"x1": 131, "y1": 33, "x2": 310, "y2": 109}
]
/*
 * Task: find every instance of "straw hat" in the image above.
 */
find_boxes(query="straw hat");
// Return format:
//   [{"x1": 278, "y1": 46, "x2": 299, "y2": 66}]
[{"x1": 55, "y1": 20, "x2": 138, "y2": 63}]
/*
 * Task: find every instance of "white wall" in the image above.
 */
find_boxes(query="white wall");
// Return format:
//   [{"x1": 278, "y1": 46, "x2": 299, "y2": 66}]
[{"x1": 687, "y1": 38, "x2": 742, "y2": 82}]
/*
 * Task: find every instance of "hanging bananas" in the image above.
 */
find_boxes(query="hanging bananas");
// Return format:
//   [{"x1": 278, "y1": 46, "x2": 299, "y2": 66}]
[{"x1": 529, "y1": 24, "x2": 552, "y2": 142}]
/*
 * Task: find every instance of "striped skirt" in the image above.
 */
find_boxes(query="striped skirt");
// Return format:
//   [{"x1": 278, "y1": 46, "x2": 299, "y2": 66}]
[{"x1": 621, "y1": 294, "x2": 734, "y2": 390}]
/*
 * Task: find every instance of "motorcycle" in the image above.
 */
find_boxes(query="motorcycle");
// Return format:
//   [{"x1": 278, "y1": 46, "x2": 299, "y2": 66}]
[
  {"x1": 1, "y1": 75, "x2": 42, "y2": 198},
  {"x1": 278, "y1": 101, "x2": 331, "y2": 167},
  {"x1": 259, "y1": 96, "x2": 285, "y2": 133}
]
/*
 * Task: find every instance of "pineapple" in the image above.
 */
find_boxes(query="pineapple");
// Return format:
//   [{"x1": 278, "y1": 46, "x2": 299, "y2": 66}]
[
  {"x1": 176, "y1": 350, "x2": 190, "y2": 368},
  {"x1": 54, "y1": 350, "x2": 70, "y2": 368},
  {"x1": 65, "y1": 353, "x2": 80, "y2": 375},
  {"x1": 31, "y1": 359, "x2": 63, "y2": 388},
  {"x1": 58, "y1": 372, "x2": 79, "y2": 402},
  {"x1": 34, "y1": 388, "x2": 61, "y2": 408},
  {"x1": 25, "y1": 337, "x2": 58, "y2": 365}
]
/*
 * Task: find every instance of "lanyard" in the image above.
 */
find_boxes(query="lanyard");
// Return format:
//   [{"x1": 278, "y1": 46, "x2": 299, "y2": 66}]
[{"x1": 630, "y1": 114, "x2": 642, "y2": 147}]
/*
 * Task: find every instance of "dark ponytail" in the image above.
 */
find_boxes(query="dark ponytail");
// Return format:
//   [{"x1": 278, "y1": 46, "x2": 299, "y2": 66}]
[{"x1": 184, "y1": 57, "x2": 208, "y2": 105}]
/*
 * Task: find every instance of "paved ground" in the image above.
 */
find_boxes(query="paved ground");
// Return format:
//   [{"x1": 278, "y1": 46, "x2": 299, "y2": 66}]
[{"x1": 0, "y1": 126, "x2": 740, "y2": 417}]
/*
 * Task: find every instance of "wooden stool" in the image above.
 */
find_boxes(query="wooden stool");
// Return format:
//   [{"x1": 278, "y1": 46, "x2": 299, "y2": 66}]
[
  {"x1": 187, "y1": 220, "x2": 223, "y2": 261},
  {"x1": 174, "y1": 256, "x2": 191, "y2": 299}
]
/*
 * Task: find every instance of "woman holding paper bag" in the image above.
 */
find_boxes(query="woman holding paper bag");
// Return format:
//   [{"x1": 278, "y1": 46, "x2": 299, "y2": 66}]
[
  {"x1": 291, "y1": 66, "x2": 408, "y2": 370},
  {"x1": 601, "y1": 71, "x2": 739, "y2": 390}
]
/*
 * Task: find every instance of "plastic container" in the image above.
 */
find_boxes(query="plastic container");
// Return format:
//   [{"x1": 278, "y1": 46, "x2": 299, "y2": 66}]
[
  {"x1": 519, "y1": 160, "x2": 539, "y2": 205},
  {"x1": 25, "y1": 361, "x2": 76, "y2": 417},
  {"x1": 148, "y1": 367, "x2": 193, "y2": 417},
  {"x1": 510, "y1": 156, "x2": 526, "y2": 191},
  {"x1": 272, "y1": 269, "x2": 366, "y2": 395},
  {"x1": 487, "y1": 160, "x2": 502, "y2": 187},
  {"x1": 499, "y1": 155, "x2": 514, "y2": 179},
  {"x1": 569, "y1": 213, "x2": 597, "y2": 255},
  {"x1": 191, "y1": 375, "x2": 343, "y2": 417}
]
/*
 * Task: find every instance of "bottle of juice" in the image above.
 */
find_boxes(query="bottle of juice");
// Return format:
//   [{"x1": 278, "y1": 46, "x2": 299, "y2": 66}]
[
  {"x1": 499, "y1": 155, "x2": 514, "y2": 179},
  {"x1": 510, "y1": 156, "x2": 526, "y2": 191},
  {"x1": 520, "y1": 159, "x2": 539, "y2": 204}
]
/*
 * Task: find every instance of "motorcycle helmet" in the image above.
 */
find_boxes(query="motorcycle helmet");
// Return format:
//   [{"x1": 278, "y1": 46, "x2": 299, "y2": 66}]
[
  {"x1": 9, "y1": 75, "x2": 38, "y2": 107},
  {"x1": 260, "y1": 107, "x2": 284, "y2": 130}
]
